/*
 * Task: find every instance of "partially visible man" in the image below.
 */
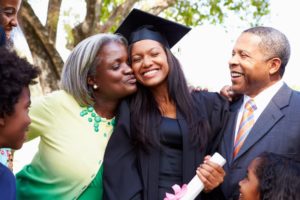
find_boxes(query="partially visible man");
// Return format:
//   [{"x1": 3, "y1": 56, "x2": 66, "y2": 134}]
[
  {"x1": 0, "y1": 0, "x2": 22, "y2": 170},
  {"x1": 219, "y1": 26, "x2": 300, "y2": 200},
  {"x1": 0, "y1": 0, "x2": 21, "y2": 38},
  {"x1": 0, "y1": 0, "x2": 21, "y2": 47}
]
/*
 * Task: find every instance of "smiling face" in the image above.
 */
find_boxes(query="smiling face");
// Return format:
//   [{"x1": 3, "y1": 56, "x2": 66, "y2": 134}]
[
  {"x1": 0, "y1": 87, "x2": 31, "y2": 149},
  {"x1": 131, "y1": 39, "x2": 169, "y2": 89},
  {"x1": 239, "y1": 158, "x2": 260, "y2": 200},
  {"x1": 0, "y1": 0, "x2": 21, "y2": 39},
  {"x1": 88, "y1": 41, "x2": 137, "y2": 100},
  {"x1": 229, "y1": 32, "x2": 278, "y2": 98}
]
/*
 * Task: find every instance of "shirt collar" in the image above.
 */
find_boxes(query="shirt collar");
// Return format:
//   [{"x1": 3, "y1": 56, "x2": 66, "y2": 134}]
[{"x1": 242, "y1": 80, "x2": 284, "y2": 109}]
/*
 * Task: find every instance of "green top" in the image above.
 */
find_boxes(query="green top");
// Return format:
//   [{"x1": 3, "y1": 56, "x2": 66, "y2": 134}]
[{"x1": 16, "y1": 90, "x2": 114, "y2": 199}]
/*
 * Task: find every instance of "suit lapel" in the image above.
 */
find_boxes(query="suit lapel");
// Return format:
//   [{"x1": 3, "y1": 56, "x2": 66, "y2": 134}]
[
  {"x1": 235, "y1": 101, "x2": 283, "y2": 159},
  {"x1": 223, "y1": 98, "x2": 242, "y2": 164},
  {"x1": 234, "y1": 84, "x2": 292, "y2": 160}
]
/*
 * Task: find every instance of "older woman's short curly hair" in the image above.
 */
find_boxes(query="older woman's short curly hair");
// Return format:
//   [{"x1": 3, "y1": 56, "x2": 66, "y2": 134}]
[{"x1": 0, "y1": 47, "x2": 40, "y2": 117}]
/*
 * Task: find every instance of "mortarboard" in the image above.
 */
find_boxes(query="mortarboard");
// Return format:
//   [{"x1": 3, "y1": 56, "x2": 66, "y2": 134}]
[{"x1": 115, "y1": 8, "x2": 191, "y2": 48}]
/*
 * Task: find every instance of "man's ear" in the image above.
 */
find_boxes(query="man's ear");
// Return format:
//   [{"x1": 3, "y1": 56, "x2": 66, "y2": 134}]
[
  {"x1": 269, "y1": 57, "x2": 281, "y2": 75},
  {"x1": 0, "y1": 117, "x2": 5, "y2": 126}
]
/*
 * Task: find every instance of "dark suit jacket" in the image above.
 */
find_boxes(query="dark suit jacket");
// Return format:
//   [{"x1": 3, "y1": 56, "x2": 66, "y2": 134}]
[
  {"x1": 103, "y1": 92, "x2": 228, "y2": 200},
  {"x1": 0, "y1": 163, "x2": 16, "y2": 200},
  {"x1": 219, "y1": 83, "x2": 300, "y2": 200}
]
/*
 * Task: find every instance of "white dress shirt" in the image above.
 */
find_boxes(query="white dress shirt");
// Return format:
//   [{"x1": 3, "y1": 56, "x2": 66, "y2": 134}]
[{"x1": 234, "y1": 80, "x2": 284, "y2": 140}]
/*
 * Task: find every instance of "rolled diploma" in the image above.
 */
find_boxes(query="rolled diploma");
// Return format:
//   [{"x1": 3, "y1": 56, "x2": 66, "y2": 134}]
[{"x1": 180, "y1": 152, "x2": 226, "y2": 200}]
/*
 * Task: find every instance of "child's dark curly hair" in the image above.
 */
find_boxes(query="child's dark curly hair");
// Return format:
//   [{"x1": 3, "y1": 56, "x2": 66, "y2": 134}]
[
  {"x1": 0, "y1": 47, "x2": 40, "y2": 117},
  {"x1": 255, "y1": 152, "x2": 300, "y2": 200}
]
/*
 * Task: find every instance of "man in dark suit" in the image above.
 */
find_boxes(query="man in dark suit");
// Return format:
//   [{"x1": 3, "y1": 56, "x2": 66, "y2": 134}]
[
  {"x1": 0, "y1": 0, "x2": 22, "y2": 171},
  {"x1": 219, "y1": 26, "x2": 300, "y2": 200}
]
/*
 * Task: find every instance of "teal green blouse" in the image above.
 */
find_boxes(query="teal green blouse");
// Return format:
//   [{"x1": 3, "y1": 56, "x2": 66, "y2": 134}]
[{"x1": 78, "y1": 166, "x2": 104, "y2": 199}]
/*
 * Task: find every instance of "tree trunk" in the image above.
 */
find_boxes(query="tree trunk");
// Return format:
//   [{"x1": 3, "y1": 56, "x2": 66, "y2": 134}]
[{"x1": 19, "y1": 2, "x2": 63, "y2": 93}]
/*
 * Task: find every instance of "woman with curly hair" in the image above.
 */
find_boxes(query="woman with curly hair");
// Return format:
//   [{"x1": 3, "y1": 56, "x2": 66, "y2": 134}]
[
  {"x1": 0, "y1": 47, "x2": 40, "y2": 200},
  {"x1": 239, "y1": 152, "x2": 300, "y2": 200}
]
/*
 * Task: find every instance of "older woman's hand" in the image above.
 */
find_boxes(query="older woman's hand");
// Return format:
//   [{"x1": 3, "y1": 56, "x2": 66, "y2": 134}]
[
  {"x1": 220, "y1": 85, "x2": 243, "y2": 102},
  {"x1": 220, "y1": 85, "x2": 234, "y2": 102},
  {"x1": 196, "y1": 155, "x2": 225, "y2": 192}
]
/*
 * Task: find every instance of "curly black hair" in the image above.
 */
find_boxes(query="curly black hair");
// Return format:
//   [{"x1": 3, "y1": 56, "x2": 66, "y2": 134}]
[
  {"x1": 0, "y1": 47, "x2": 40, "y2": 117},
  {"x1": 255, "y1": 152, "x2": 300, "y2": 200}
]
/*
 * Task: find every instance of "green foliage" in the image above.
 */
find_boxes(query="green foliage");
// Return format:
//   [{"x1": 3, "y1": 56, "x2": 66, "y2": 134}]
[
  {"x1": 61, "y1": 0, "x2": 270, "y2": 47},
  {"x1": 291, "y1": 85, "x2": 300, "y2": 91},
  {"x1": 250, "y1": 0, "x2": 270, "y2": 26},
  {"x1": 63, "y1": 8, "x2": 81, "y2": 49},
  {"x1": 99, "y1": 0, "x2": 127, "y2": 27},
  {"x1": 163, "y1": 0, "x2": 270, "y2": 27},
  {"x1": 79, "y1": 0, "x2": 270, "y2": 33}
]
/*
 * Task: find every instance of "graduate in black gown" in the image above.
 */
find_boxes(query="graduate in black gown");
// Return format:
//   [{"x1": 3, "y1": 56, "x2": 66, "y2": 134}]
[{"x1": 103, "y1": 9, "x2": 228, "y2": 200}]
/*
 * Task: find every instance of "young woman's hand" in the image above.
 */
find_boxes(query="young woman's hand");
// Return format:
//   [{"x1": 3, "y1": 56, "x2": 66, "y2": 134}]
[{"x1": 196, "y1": 155, "x2": 225, "y2": 192}]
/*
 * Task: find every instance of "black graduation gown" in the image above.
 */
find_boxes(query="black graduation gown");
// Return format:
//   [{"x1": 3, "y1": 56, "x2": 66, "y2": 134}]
[{"x1": 103, "y1": 91, "x2": 228, "y2": 200}]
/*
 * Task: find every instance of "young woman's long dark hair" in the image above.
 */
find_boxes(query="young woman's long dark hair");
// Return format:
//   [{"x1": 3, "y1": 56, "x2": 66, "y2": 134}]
[
  {"x1": 255, "y1": 152, "x2": 300, "y2": 200},
  {"x1": 129, "y1": 46, "x2": 211, "y2": 151}
]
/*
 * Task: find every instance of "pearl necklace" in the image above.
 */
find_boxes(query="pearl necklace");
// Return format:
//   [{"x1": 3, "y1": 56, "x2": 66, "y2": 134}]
[{"x1": 80, "y1": 106, "x2": 116, "y2": 135}]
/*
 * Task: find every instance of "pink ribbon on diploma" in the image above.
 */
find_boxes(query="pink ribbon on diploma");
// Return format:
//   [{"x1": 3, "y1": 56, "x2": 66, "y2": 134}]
[{"x1": 164, "y1": 184, "x2": 188, "y2": 200}]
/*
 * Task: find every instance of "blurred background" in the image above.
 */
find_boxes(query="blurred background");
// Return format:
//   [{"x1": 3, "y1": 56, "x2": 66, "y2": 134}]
[{"x1": 12, "y1": 0, "x2": 299, "y2": 173}]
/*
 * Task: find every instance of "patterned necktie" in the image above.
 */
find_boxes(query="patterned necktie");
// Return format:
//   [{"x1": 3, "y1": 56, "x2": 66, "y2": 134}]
[{"x1": 233, "y1": 99, "x2": 257, "y2": 158}]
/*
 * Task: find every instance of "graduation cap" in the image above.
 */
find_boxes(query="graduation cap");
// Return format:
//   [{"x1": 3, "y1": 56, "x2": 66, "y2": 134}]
[
  {"x1": 0, "y1": 26, "x2": 5, "y2": 46},
  {"x1": 115, "y1": 8, "x2": 191, "y2": 48}
]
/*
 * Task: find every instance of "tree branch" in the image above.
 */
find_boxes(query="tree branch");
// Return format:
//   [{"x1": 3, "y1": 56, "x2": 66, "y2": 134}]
[
  {"x1": 145, "y1": 0, "x2": 177, "y2": 15},
  {"x1": 19, "y1": 1, "x2": 64, "y2": 92},
  {"x1": 95, "y1": 0, "x2": 103, "y2": 25},
  {"x1": 46, "y1": 0, "x2": 62, "y2": 44},
  {"x1": 82, "y1": 0, "x2": 98, "y2": 35},
  {"x1": 99, "y1": 0, "x2": 139, "y2": 33},
  {"x1": 72, "y1": 0, "x2": 100, "y2": 46}
]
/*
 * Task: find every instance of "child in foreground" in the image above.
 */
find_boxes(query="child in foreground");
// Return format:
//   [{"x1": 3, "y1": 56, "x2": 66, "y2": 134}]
[
  {"x1": 239, "y1": 152, "x2": 300, "y2": 200},
  {"x1": 0, "y1": 47, "x2": 39, "y2": 199}
]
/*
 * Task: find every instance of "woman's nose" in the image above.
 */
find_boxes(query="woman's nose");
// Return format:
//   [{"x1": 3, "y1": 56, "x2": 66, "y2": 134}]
[
  {"x1": 124, "y1": 63, "x2": 133, "y2": 74},
  {"x1": 142, "y1": 56, "x2": 153, "y2": 68}
]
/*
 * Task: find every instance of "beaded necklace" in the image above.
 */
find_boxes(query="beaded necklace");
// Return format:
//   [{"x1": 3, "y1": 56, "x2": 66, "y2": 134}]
[{"x1": 80, "y1": 106, "x2": 116, "y2": 136}]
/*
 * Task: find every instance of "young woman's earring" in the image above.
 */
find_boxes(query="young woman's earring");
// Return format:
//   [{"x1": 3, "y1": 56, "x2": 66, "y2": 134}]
[{"x1": 93, "y1": 84, "x2": 99, "y2": 90}]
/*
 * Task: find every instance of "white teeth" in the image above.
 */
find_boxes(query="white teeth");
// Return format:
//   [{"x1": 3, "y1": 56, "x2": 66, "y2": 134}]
[
  {"x1": 231, "y1": 72, "x2": 243, "y2": 78},
  {"x1": 143, "y1": 69, "x2": 158, "y2": 76}
]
